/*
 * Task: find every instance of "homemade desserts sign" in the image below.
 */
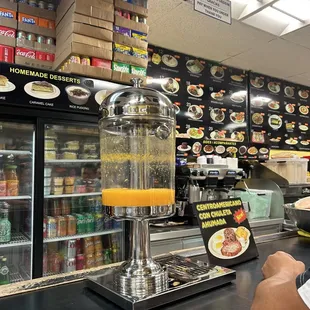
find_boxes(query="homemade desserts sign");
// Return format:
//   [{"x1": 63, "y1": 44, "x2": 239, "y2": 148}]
[
  {"x1": 193, "y1": 198, "x2": 258, "y2": 267},
  {"x1": 0, "y1": 63, "x2": 123, "y2": 115}
]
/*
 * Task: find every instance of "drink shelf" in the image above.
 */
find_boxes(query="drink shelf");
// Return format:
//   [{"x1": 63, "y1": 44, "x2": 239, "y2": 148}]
[
  {"x1": 0, "y1": 232, "x2": 31, "y2": 249},
  {"x1": 44, "y1": 192, "x2": 101, "y2": 199},
  {"x1": 9, "y1": 265, "x2": 30, "y2": 283},
  {"x1": 0, "y1": 196, "x2": 31, "y2": 201},
  {"x1": 0, "y1": 150, "x2": 32, "y2": 156},
  {"x1": 43, "y1": 228, "x2": 122, "y2": 243},
  {"x1": 45, "y1": 159, "x2": 100, "y2": 164}
]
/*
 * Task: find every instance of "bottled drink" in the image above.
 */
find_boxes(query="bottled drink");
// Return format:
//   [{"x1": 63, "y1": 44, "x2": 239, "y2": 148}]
[
  {"x1": 0, "y1": 258, "x2": 10, "y2": 285},
  {"x1": 0, "y1": 206, "x2": 11, "y2": 243},
  {"x1": 5, "y1": 155, "x2": 19, "y2": 197},
  {"x1": 0, "y1": 157, "x2": 7, "y2": 197}
]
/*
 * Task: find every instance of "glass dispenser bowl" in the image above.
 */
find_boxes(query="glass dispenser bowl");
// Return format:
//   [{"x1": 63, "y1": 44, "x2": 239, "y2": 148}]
[{"x1": 99, "y1": 78, "x2": 176, "y2": 298}]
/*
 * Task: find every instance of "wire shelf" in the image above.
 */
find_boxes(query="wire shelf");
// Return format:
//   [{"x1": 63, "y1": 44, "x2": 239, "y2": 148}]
[{"x1": 0, "y1": 233, "x2": 31, "y2": 249}]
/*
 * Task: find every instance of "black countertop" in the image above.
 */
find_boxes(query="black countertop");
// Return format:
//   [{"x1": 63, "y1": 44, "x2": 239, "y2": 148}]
[{"x1": 2, "y1": 237, "x2": 310, "y2": 310}]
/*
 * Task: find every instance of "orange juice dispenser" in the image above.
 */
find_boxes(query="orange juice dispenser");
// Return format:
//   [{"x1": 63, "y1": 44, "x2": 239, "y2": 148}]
[{"x1": 99, "y1": 78, "x2": 176, "y2": 298}]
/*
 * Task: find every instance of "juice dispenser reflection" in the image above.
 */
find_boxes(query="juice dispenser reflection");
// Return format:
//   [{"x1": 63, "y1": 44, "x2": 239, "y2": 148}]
[{"x1": 99, "y1": 78, "x2": 176, "y2": 298}]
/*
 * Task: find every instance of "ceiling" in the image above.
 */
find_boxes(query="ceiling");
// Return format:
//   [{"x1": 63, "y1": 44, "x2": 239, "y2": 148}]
[{"x1": 147, "y1": 0, "x2": 310, "y2": 86}]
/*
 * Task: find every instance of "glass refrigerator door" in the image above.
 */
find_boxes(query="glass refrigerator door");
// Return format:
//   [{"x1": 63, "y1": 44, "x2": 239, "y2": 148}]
[
  {"x1": 0, "y1": 121, "x2": 34, "y2": 285},
  {"x1": 43, "y1": 123, "x2": 123, "y2": 276}
]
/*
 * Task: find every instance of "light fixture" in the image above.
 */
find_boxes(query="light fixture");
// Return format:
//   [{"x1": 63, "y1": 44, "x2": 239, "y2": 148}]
[
  {"x1": 259, "y1": 6, "x2": 299, "y2": 25},
  {"x1": 273, "y1": 0, "x2": 310, "y2": 22}
]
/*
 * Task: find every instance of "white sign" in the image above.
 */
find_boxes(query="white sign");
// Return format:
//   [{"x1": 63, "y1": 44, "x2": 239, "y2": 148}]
[{"x1": 194, "y1": 0, "x2": 231, "y2": 25}]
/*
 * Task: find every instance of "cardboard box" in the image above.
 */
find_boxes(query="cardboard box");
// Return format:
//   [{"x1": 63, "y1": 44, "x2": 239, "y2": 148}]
[
  {"x1": 15, "y1": 46, "x2": 36, "y2": 59},
  {"x1": 0, "y1": 17, "x2": 17, "y2": 29},
  {"x1": 0, "y1": 0, "x2": 17, "y2": 13},
  {"x1": 0, "y1": 25, "x2": 16, "y2": 47},
  {"x1": 57, "y1": 7, "x2": 113, "y2": 36},
  {"x1": 15, "y1": 55, "x2": 53, "y2": 70},
  {"x1": 113, "y1": 52, "x2": 148, "y2": 68},
  {"x1": 17, "y1": 22, "x2": 56, "y2": 38},
  {"x1": 34, "y1": 42, "x2": 56, "y2": 53},
  {"x1": 0, "y1": 7, "x2": 16, "y2": 20},
  {"x1": 57, "y1": 34, "x2": 112, "y2": 57},
  {"x1": 113, "y1": 32, "x2": 147, "y2": 50},
  {"x1": 115, "y1": 15, "x2": 149, "y2": 34},
  {"x1": 0, "y1": 44, "x2": 14, "y2": 63},
  {"x1": 59, "y1": 62, "x2": 112, "y2": 80},
  {"x1": 114, "y1": 0, "x2": 148, "y2": 17},
  {"x1": 56, "y1": 0, "x2": 114, "y2": 26},
  {"x1": 18, "y1": 3, "x2": 56, "y2": 20},
  {"x1": 112, "y1": 70, "x2": 146, "y2": 85},
  {"x1": 57, "y1": 22, "x2": 113, "y2": 46},
  {"x1": 39, "y1": 18, "x2": 55, "y2": 29},
  {"x1": 54, "y1": 42, "x2": 112, "y2": 70},
  {"x1": 18, "y1": 13, "x2": 39, "y2": 25}
]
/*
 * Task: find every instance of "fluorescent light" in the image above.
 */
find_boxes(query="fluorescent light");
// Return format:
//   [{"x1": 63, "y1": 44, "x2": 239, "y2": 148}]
[
  {"x1": 259, "y1": 7, "x2": 299, "y2": 24},
  {"x1": 273, "y1": 0, "x2": 310, "y2": 21}
]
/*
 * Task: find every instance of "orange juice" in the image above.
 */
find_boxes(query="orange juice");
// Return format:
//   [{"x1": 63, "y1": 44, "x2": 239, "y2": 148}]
[{"x1": 102, "y1": 188, "x2": 175, "y2": 207}]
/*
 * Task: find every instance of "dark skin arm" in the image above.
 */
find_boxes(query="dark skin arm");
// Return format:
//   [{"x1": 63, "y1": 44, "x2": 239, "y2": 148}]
[{"x1": 251, "y1": 251, "x2": 308, "y2": 310}]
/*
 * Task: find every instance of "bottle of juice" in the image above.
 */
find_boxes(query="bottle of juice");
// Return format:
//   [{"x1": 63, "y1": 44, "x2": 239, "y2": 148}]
[
  {"x1": 0, "y1": 157, "x2": 6, "y2": 197},
  {"x1": 0, "y1": 205, "x2": 11, "y2": 243},
  {"x1": 5, "y1": 164, "x2": 18, "y2": 197},
  {"x1": 0, "y1": 257, "x2": 10, "y2": 285}
]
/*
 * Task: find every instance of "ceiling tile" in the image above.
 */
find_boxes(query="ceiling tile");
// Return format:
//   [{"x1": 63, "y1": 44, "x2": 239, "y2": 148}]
[{"x1": 148, "y1": 0, "x2": 183, "y2": 25}]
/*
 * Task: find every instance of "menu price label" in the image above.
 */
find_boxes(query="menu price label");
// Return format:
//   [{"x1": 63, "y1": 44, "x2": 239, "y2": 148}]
[{"x1": 194, "y1": 198, "x2": 258, "y2": 267}]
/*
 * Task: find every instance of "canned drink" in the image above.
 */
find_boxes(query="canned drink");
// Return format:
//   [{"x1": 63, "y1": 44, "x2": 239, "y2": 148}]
[
  {"x1": 37, "y1": 35, "x2": 46, "y2": 44},
  {"x1": 61, "y1": 198, "x2": 71, "y2": 215},
  {"x1": 115, "y1": 9, "x2": 122, "y2": 16},
  {"x1": 131, "y1": 15, "x2": 139, "y2": 22},
  {"x1": 84, "y1": 213, "x2": 95, "y2": 233},
  {"x1": 65, "y1": 215, "x2": 76, "y2": 235},
  {"x1": 56, "y1": 216, "x2": 66, "y2": 237},
  {"x1": 83, "y1": 237, "x2": 95, "y2": 255},
  {"x1": 138, "y1": 17, "x2": 147, "y2": 24},
  {"x1": 76, "y1": 254, "x2": 85, "y2": 270},
  {"x1": 69, "y1": 54, "x2": 80, "y2": 64},
  {"x1": 75, "y1": 239, "x2": 82, "y2": 255},
  {"x1": 85, "y1": 254, "x2": 95, "y2": 269},
  {"x1": 123, "y1": 12, "x2": 131, "y2": 19},
  {"x1": 94, "y1": 236, "x2": 103, "y2": 253},
  {"x1": 104, "y1": 218, "x2": 112, "y2": 230},
  {"x1": 43, "y1": 216, "x2": 47, "y2": 238},
  {"x1": 95, "y1": 252, "x2": 103, "y2": 267},
  {"x1": 64, "y1": 240, "x2": 76, "y2": 258},
  {"x1": 28, "y1": 0, "x2": 37, "y2": 7},
  {"x1": 113, "y1": 219, "x2": 122, "y2": 229},
  {"x1": 46, "y1": 216, "x2": 56, "y2": 238},
  {"x1": 63, "y1": 257, "x2": 76, "y2": 273},
  {"x1": 49, "y1": 252, "x2": 61, "y2": 273},
  {"x1": 27, "y1": 32, "x2": 37, "y2": 42},
  {"x1": 81, "y1": 56, "x2": 90, "y2": 66},
  {"x1": 47, "y1": 2, "x2": 55, "y2": 10},
  {"x1": 75, "y1": 213, "x2": 85, "y2": 234},
  {"x1": 17, "y1": 31, "x2": 26, "y2": 39},
  {"x1": 46, "y1": 37, "x2": 55, "y2": 45},
  {"x1": 94, "y1": 213, "x2": 103, "y2": 232},
  {"x1": 51, "y1": 199, "x2": 61, "y2": 217},
  {"x1": 38, "y1": 0, "x2": 45, "y2": 8}
]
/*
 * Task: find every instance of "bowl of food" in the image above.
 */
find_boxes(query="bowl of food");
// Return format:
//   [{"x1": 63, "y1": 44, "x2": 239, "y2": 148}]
[
  {"x1": 284, "y1": 198, "x2": 310, "y2": 232},
  {"x1": 65, "y1": 85, "x2": 91, "y2": 105}
]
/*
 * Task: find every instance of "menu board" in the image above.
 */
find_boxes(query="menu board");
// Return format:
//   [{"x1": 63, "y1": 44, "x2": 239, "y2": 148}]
[
  {"x1": 147, "y1": 45, "x2": 249, "y2": 158},
  {"x1": 0, "y1": 63, "x2": 123, "y2": 115},
  {"x1": 193, "y1": 198, "x2": 258, "y2": 267},
  {"x1": 250, "y1": 72, "x2": 310, "y2": 151}
]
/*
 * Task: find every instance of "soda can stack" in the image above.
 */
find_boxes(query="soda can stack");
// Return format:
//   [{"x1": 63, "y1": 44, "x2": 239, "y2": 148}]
[{"x1": 62, "y1": 240, "x2": 76, "y2": 273}]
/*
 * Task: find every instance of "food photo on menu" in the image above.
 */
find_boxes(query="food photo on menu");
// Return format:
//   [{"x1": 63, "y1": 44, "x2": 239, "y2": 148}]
[
  {"x1": 0, "y1": 75, "x2": 16, "y2": 92},
  {"x1": 24, "y1": 81, "x2": 60, "y2": 100}
]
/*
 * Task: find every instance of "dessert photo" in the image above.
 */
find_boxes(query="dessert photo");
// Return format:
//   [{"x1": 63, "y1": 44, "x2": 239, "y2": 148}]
[
  {"x1": 0, "y1": 75, "x2": 16, "y2": 92},
  {"x1": 24, "y1": 81, "x2": 60, "y2": 99},
  {"x1": 208, "y1": 227, "x2": 251, "y2": 259},
  {"x1": 66, "y1": 86, "x2": 91, "y2": 106},
  {"x1": 95, "y1": 89, "x2": 114, "y2": 105}
]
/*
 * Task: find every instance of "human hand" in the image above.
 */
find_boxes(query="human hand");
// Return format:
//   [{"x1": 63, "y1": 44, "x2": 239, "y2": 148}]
[{"x1": 262, "y1": 251, "x2": 305, "y2": 280}]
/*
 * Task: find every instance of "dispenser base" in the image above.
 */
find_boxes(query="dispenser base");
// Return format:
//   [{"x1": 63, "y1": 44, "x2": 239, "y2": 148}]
[{"x1": 86, "y1": 255, "x2": 236, "y2": 310}]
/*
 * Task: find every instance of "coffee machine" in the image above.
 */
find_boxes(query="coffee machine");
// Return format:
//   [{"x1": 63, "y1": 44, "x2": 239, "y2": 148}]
[
  {"x1": 175, "y1": 162, "x2": 244, "y2": 225},
  {"x1": 87, "y1": 79, "x2": 236, "y2": 310}
]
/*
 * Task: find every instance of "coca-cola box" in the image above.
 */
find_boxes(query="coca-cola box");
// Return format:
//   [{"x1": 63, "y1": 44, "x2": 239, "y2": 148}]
[
  {"x1": 0, "y1": 62, "x2": 123, "y2": 115},
  {"x1": 0, "y1": 45, "x2": 14, "y2": 63},
  {"x1": 0, "y1": 25, "x2": 16, "y2": 47},
  {"x1": 15, "y1": 47, "x2": 35, "y2": 59}
]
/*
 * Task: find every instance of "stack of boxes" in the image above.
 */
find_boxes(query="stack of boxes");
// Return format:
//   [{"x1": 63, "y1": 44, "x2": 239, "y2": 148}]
[
  {"x1": 54, "y1": 0, "x2": 114, "y2": 80},
  {"x1": 112, "y1": 0, "x2": 148, "y2": 83},
  {"x1": 15, "y1": 1, "x2": 56, "y2": 69},
  {"x1": 0, "y1": 0, "x2": 17, "y2": 63}
]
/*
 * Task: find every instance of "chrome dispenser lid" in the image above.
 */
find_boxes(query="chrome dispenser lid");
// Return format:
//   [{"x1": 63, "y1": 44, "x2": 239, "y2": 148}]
[{"x1": 99, "y1": 78, "x2": 176, "y2": 120}]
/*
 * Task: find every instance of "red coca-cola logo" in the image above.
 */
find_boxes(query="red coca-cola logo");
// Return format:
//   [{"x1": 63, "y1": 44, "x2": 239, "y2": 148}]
[
  {"x1": 0, "y1": 29, "x2": 15, "y2": 38},
  {"x1": 16, "y1": 48, "x2": 35, "y2": 59}
]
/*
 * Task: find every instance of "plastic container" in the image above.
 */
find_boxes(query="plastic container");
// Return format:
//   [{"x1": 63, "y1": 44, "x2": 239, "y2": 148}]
[
  {"x1": 53, "y1": 177, "x2": 64, "y2": 186},
  {"x1": 64, "y1": 186, "x2": 74, "y2": 194},
  {"x1": 232, "y1": 189, "x2": 273, "y2": 220},
  {"x1": 44, "y1": 186, "x2": 51, "y2": 195},
  {"x1": 45, "y1": 149, "x2": 57, "y2": 160},
  {"x1": 53, "y1": 186, "x2": 64, "y2": 195},
  {"x1": 44, "y1": 177, "x2": 51, "y2": 186},
  {"x1": 44, "y1": 167, "x2": 52, "y2": 177},
  {"x1": 45, "y1": 139, "x2": 56, "y2": 149},
  {"x1": 61, "y1": 151, "x2": 78, "y2": 160},
  {"x1": 263, "y1": 158, "x2": 308, "y2": 184},
  {"x1": 64, "y1": 177, "x2": 75, "y2": 186}
]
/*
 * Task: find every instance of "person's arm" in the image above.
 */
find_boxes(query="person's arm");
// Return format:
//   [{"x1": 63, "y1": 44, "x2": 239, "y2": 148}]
[{"x1": 251, "y1": 251, "x2": 308, "y2": 310}]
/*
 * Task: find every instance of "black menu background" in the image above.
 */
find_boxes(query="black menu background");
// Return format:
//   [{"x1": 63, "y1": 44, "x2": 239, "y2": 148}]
[
  {"x1": 250, "y1": 72, "x2": 310, "y2": 151},
  {"x1": 147, "y1": 45, "x2": 250, "y2": 158}
]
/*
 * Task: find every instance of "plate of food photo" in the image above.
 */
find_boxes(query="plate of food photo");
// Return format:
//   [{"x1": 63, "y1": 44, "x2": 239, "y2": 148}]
[
  {"x1": 66, "y1": 86, "x2": 91, "y2": 105},
  {"x1": 210, "y1": 130, "x2": 226, "y2": 140},
  {"x1": 268, "y1": 82, "x2": 280, "y2": 94},
  {"x1": 210, "y1": 108, "x2": 225, "y2": 123},
  {"x1": 187, "y1": 128, "x2": 204, "y2": 139},
  {"x1": 208, "y1": 227, "x2": 251, "y2": 259},
  {"x1": 204, "y1": 145, "x2": 214, "y2": 154},
  {"x1": 299, "y1": 89, "x2": 309, "y2": 99},
  {"x1": 230, "y1": 112, "x2": 245, "y2": 124},
  {"x1": 161, "y1": 78, "x2": 179, "y2": 94},
  {"x1": 299, "y1": 105, "x2": 309, "y2": 115},
  {"x1": 24, "y1": 81, "x2": 60, "y2": 99},
  {"x1": 187, "y1": 85, "x2": 204, "y2": 97},
  {"x1": 250, "y1": 77, "x2": 264, "y2": 88},
  {"x1": 284, "y1": 86, "x2": 294, "y2": 97},
  {"x1": 162, "y1": 54, "x2": 178, "y2": 68},
  {"x1": 186, "y1": 59, "x2": 205, "y2": 74},
  {"x1": 230, "y1": 91, "x2": 246, "y2": 103},
  {"x1": 285, "y1": 103, "x2": 295, "y2": 114},
  {"x1": 0, "y1": 75, "x2": 15, "y2": 92},
  {"x1": 231, "y1": 75, "x2": 243, "y2": 82},
  {"x1": 252, "y1": 113, "x2": 264, "y2": 125},
  {"x1": 192, "y1": 142, "x2": 202, "y2": 154},
  {"x1": 268, "y1": 101, "x2": 280, "y2": 110},
  {"x1": 210, "y1": 66, "x2": 224, "y2": 79},
  {"x1": 211, "y1": 91, "x2": 224, "y2": 101},
  {"x1": 231, "y1": 131, "x2": 244, "y2": 142},
  {"x1": 188, "y1": 105, "x2": 203, "y2": 120}
]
